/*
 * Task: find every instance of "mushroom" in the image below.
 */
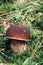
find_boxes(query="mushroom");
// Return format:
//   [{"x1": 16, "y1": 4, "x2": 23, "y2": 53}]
[{"x1": 6, "y1": 24, "x2": 30, "y2": 53}]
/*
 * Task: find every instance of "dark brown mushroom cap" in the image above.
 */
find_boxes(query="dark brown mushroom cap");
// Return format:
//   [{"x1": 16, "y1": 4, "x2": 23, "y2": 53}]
[{"x1": 6, "y1": 24, "x2": 30, "y2": 41}]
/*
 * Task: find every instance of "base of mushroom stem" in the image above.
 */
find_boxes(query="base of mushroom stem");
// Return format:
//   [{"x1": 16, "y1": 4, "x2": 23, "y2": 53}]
[{"x1": 11, "y1": 40, "x2": 27, "y2": 53}]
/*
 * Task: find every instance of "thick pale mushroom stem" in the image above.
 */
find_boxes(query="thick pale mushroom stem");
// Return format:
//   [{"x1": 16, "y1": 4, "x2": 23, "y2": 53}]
[{"x1": 11, "y1": 40, "x2": 27, "y2": 53}]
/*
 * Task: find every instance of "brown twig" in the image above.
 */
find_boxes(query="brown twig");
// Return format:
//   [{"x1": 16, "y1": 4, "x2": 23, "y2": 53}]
[
  {"x1": 0, "y1": 13, "x2": 8, "y2": 17},
  {"x1": 30, "y1": 40, "x2": 43, "y2": 60}
]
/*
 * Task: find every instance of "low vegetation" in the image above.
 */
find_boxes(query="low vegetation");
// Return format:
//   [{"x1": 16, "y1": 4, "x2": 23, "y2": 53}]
[{"x1": 0, "y1": 0, "x2": 43, "y2": 65}]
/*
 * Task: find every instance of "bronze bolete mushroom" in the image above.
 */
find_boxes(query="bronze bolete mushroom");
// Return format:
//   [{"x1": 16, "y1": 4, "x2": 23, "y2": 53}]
[{"x1": 6, "y1": 24, "x2": 30, "y2": 53}]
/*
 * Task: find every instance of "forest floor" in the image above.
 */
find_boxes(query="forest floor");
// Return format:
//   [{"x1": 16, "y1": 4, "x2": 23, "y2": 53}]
[{"x1": 0, "y1": 0, "x2": 43, "y2": 65}]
